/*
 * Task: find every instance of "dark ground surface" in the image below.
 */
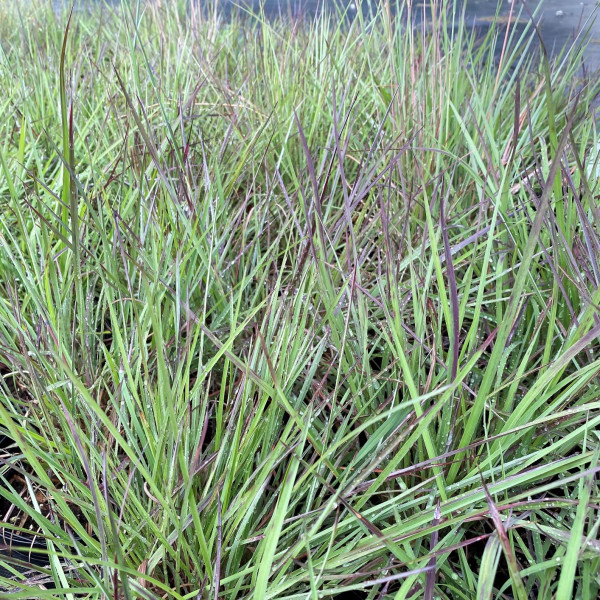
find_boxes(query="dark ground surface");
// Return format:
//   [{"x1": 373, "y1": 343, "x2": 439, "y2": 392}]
[{"x1": 52, "y1": 0, "x2": 600, "y2": 68}]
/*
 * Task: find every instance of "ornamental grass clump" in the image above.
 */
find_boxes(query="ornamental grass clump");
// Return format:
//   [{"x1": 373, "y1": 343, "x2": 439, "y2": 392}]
[{"x1": 0, "y1": 0, "x2": 599, "y2": 598}]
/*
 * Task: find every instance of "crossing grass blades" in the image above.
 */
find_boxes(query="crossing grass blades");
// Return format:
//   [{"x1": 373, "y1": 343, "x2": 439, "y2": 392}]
[{"x1": 0, "y1": 0, "x2": 600, "y2": 598}]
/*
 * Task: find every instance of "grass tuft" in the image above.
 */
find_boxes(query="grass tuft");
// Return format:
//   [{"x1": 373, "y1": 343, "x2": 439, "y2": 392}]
[{"x1": 1, "y1": 0, "x2": 599, "y2": 598}]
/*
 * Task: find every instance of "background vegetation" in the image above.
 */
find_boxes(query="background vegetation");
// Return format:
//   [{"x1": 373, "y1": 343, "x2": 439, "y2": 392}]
[{"x1": 0, "y1": 0, "x2": 599, "y2": 598}]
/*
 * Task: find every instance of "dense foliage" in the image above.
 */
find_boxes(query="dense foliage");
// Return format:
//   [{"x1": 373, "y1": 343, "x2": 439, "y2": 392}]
[{"x1": 0, "y1": 0, "x2": 599, "y2": 598}]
